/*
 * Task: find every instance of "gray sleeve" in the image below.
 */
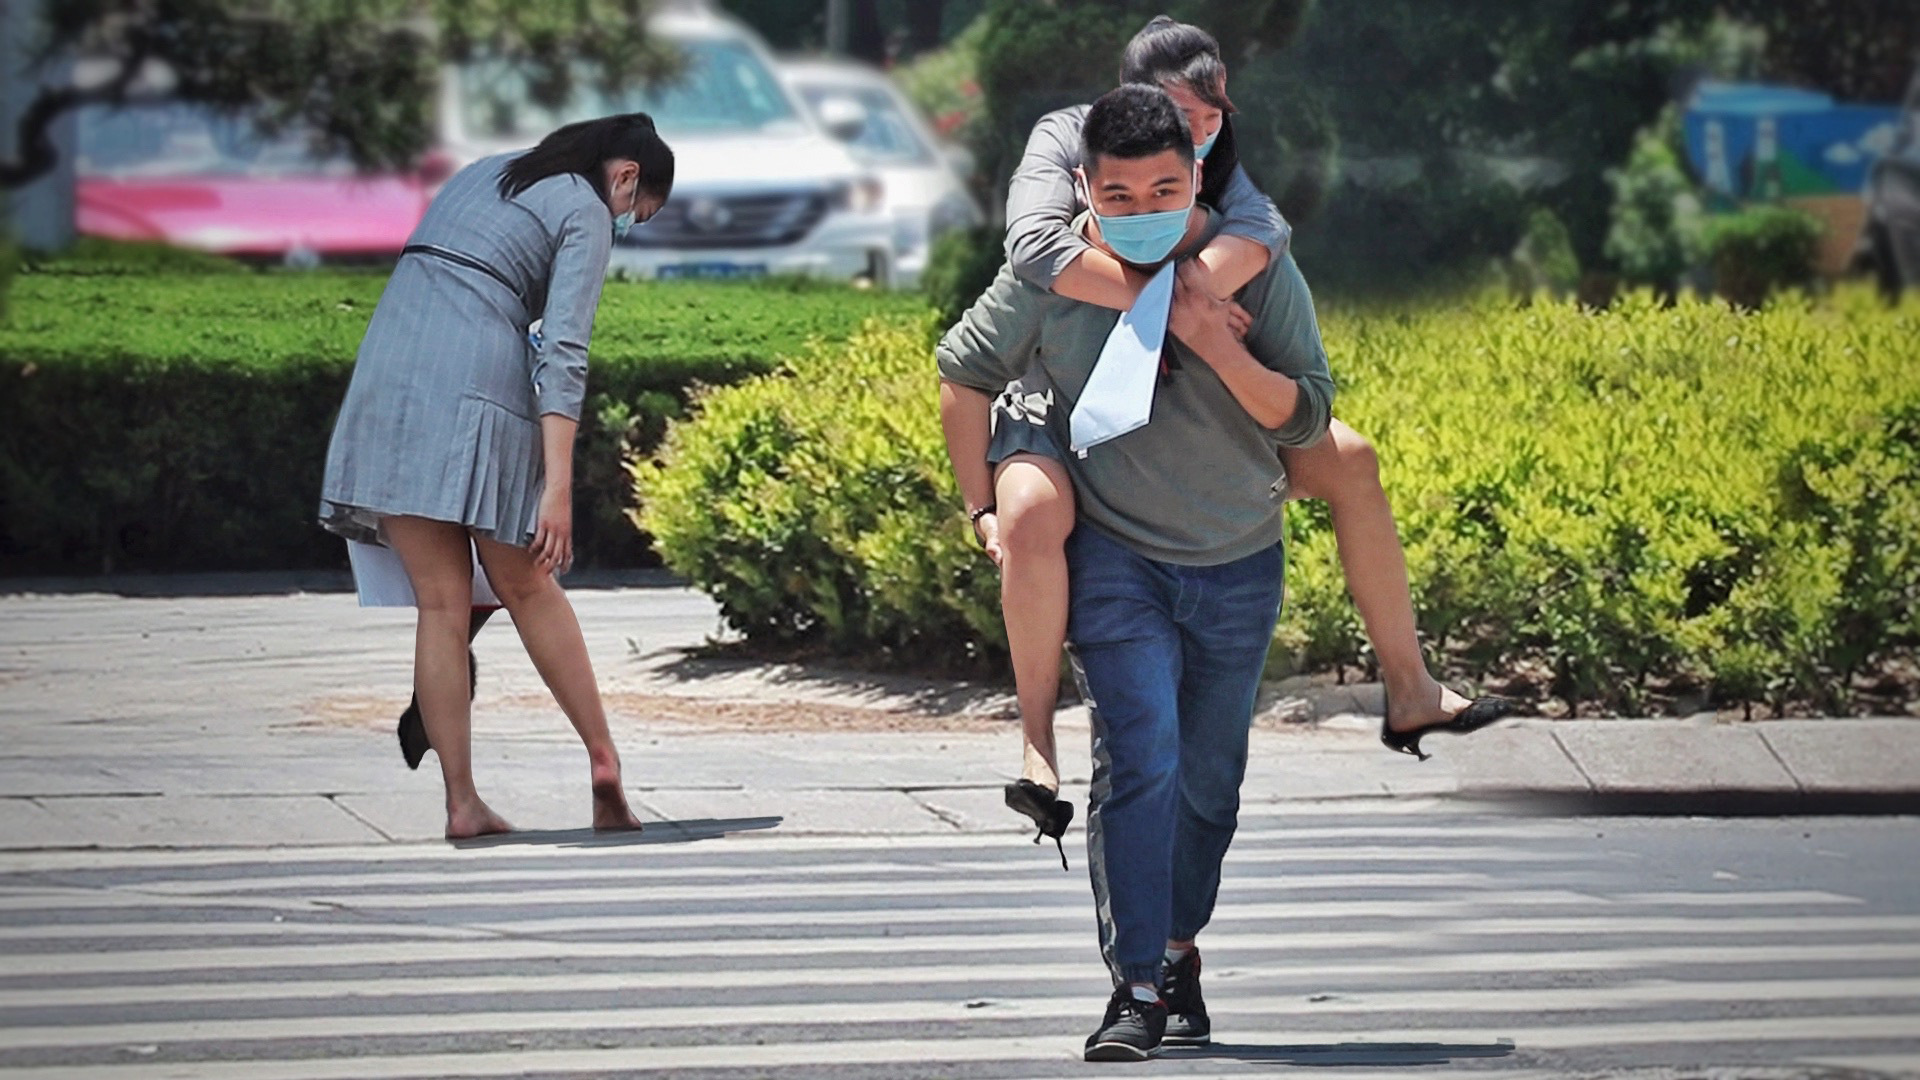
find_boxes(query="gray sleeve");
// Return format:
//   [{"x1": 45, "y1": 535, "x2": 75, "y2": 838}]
[
  {"x1": 935, "y1": 262, "x2": 1048, "y2": 393},
  {"x1": 1245, "y1": 253, "x2": 1333, "y2": 448},
  {"x1": 531, "y1": 200, "x2": 613, "y2": 421},
  {"x1": 1215, "y1": 163, "x2": 1292, "y2": 261},
  {"x1": 1004, "y1": 109, "x2": 1092, "y2": 290}
]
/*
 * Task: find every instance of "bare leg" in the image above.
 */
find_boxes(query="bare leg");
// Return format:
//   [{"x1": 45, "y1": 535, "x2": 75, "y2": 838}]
[
  {"x1": 384, "y1": 517, "x2": 512, "y2": 839},
  {"x1": 1282, "y1": 420, "x2": 1473, "y2": 733},
  {"x1": 994, "y1": 453, "x2": 1076, "y2": 793},
  {"x1": 472, "y1": 535, "x2": 642, "y2": 831}
]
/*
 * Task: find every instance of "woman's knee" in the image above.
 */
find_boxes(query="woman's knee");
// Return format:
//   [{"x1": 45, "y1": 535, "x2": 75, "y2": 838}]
[
  {"x1": 472, "y1": 539, "x2": 557, "y2": 610},
  {"x1": 1288, "y1": 419, "x2": 1381, "y2": 503},
  {"x1": 995, "y1": 457, "x2": 1075, "y2": 557}
]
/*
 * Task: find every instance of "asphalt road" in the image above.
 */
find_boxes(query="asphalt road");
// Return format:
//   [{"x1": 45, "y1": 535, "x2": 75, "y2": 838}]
[{"x1": 0, "y1": 807, "x2": 1916, "y2": 1079}]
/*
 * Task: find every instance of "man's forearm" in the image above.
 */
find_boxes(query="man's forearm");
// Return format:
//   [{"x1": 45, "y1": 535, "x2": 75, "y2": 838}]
[
  {"x1": 1191, "y1": 337, "x2": 1301, "y2": 430},
  {"x1": 939, "y1": 381, "x2": 998, "y2": 512}
]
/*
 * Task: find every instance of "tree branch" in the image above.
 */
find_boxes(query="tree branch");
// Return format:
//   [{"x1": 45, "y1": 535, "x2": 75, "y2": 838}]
[{"x1": 1, "y1": 42, "x2": 150, "y2": 190}]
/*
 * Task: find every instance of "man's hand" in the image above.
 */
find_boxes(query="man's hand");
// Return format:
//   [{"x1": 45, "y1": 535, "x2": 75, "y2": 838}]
[{"x1": 1170, "y1": 260, "x2": 1240, "y2": 360}]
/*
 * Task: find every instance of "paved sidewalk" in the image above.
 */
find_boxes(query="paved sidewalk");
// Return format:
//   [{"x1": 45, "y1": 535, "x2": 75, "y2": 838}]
[{"x1": 0, "y1": 583, "x2": 1915, "y2": 851}]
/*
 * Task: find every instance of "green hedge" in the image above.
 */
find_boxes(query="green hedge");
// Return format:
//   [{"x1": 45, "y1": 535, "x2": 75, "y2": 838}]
[
  {"x1": 1703, "y1": 206, "x2": 1822, "y2": 310},
  {"x1": 0, "y1": 259, "x2": 929, "y2": 573},
  {"x1": 635, "y1": 287, "x2": 1920, "y2": 715}
]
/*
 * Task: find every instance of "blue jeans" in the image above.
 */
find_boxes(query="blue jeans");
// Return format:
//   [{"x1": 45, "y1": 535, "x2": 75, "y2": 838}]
[{"x1": 1067, "y1": 525, "x2": 1285, "y2": 987}]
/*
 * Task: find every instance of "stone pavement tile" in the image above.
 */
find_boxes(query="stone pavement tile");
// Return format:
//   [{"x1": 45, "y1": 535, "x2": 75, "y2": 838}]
[
  {"x1": 642, "y1": 787, "x2": 949, "y2": 835},
  {"x1": 0, "y1": 797, "x2": 63, "y2": 850},
  {"x1": 103, "y1": 757, "x2": 398, "y2": 798},
  {"x1": 18, "y1": 794, "x2": 387, "y2": 849},
  {"x1": 330, "y1": 790, "x2": 455, "y2": 843},
  {"x1": 1553, "y1": 720, "x2": 1798, "y2": 792},
  {"x1": 1448, "y1": 722, "x2": 1592, "y2": 795},
  {"x1": 728, "y1": 733, "x2": 1012, "y2": 789},
  {"x1": 1242, "y1": 752, "x2": 1414, "y2": 802},
  {"x1": 0, "y1": 762, "x2": 156, "y2": 798},
  {"x1": 1759, "y1": 719, "x2": 1920, "y2": 793}
]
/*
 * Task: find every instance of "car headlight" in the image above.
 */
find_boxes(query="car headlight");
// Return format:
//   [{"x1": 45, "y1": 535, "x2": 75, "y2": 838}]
[{"x1": 830, "y1": 175, "x2": 885, "y2": 214}]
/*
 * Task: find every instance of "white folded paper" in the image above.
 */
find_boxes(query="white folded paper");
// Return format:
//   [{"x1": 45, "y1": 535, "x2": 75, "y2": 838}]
[{"x1": 1068, "y1": 261, "x2": 1175, "y2": 457}]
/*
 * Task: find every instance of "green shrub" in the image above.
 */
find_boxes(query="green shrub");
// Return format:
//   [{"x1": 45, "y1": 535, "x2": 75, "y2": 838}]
[
  {"x1": 894, "y1": 14, "x2": 988, "y2": 148},
  {"x1": 0, "y1": 220, "x2": 14, "y2": 320},
  {"x1": 638, "y1": 285, "x2": 1920, "y2": 715},
  {"x1": 1604, "y1": 106, "x2": 1704, "y2": 293},
  {"x1": 920, "y1": 226, "x2": 1004, "y2": 325},
  {"x1": 1509, "y1": 207, "x2": 1582, "y2": 298},
  {"x1": 633, "y1": 313, "x2": 1003, "y2": 671},
  {"x1": 1703, "y1": 205, "x2": 1822, "y2": 309},
  {"x1": 0, "y1": 264, "x2": 929, "y2": 573},
  {"x1": 20, "y1": 236, "x2": 248, "y2": 277}
]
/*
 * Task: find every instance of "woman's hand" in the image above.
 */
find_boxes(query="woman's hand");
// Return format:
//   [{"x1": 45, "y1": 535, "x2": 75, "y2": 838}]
[
  {"x1": 973, "y1": 511, "x2": 1005, "y2": 569},
  {"x1": 1177, "y1": 257, "x2": 1251, "y2": 340},
  {"x1": 530, "y1": 483, "x2": 573, "y2": 575},
  {"x1": 1170, "y1": 260, "x2": 1238, "y2": 359}
]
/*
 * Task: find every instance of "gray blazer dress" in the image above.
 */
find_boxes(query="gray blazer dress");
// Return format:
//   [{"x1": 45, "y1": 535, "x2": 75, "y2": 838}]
[{"x1": 319, "y1": 153, "x2": 612, "y2": 547}]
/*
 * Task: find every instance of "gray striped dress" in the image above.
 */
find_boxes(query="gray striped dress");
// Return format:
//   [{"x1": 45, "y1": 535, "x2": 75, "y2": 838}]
[{"x1": 319, "y1": 153, "x2": 612, "y2": 548}]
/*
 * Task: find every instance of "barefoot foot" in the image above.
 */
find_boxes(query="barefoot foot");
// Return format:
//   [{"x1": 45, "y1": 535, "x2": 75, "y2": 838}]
[
  {"x1": 445, "y1": 797, "x2": 513, "y2": 840},
  {"x1": 589, "y1": 754, "x2": 644, "y2": 832}
]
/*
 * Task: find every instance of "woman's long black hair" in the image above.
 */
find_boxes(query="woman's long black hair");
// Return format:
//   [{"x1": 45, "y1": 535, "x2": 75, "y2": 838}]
[
  {"x1": 1119, "y1": 15, "x2": 1238, "y2": 208},
  {"x1": 497, "y1": 112, "x2": 676, "y2": 202}
]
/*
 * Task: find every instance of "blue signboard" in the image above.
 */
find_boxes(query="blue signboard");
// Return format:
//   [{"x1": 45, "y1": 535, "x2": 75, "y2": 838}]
[{"x1": 1684, "y1": 81, "x2": 1900, "y2": 200}]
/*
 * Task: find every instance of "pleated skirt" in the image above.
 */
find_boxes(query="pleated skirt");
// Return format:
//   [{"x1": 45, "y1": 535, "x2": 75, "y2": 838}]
[{"x1": 318, "y1": 254, "x2": 543, "y2": 549}]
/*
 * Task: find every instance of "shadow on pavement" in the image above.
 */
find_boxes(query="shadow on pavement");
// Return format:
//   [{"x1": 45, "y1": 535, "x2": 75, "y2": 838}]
[
  {"x1": 652, "y1": 650, "x2": 1013, "y2": 717},
  {"x1": 451, "y1": 815, "x2": 784, "y2": 849},
  {"x1": 1193, "y1": 1040, "x2": 1516, "y2": 1067}
]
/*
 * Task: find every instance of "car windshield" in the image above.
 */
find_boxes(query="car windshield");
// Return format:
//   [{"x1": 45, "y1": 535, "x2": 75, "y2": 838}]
[
  {"x1": 462, "y1": 38, "x2": 806, "y2": 140},
  {"x1": 798, "y1": 83, "x2": 934, "y2": 166},
  {"x1": 76, "y1": 101, "x2": 343, "y2": 178}
]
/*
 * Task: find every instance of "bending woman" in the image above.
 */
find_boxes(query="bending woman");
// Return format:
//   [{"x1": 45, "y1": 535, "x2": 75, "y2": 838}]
[{"x1": 319, "y1": 114, "x2": 674, "y2": 839}]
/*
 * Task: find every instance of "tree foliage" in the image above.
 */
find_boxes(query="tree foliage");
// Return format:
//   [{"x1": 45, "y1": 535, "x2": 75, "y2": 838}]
[{"x1": 4, "y1": 0, "x2": 680, "y2": 190}]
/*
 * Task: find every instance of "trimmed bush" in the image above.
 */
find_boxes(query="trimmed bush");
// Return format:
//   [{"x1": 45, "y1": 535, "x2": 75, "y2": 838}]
[
  {"x1": 1703, "y1": 205, "x2": 1822, "y2": 309},
  {"x1": 637, "y1": 287, "x2": 1920, "y2": 715},
  {"x1": 634, "y1": 313, "x2": 1003, "y2": 672},
  {"x1": 0, "y1": 263, "x2": 929, "y2": 573}
]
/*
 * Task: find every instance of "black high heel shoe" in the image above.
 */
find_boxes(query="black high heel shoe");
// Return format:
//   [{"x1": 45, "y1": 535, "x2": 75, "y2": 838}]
[
  {"x1": 1380, "y1": 696, "x2": 1520, "y2": 761},
  {"x1": 397, "y1": 650, "x2": 478, "y2": 770},
  {"x1": 1004, "y1": 779, "x2": 1075, "y2": 871}
]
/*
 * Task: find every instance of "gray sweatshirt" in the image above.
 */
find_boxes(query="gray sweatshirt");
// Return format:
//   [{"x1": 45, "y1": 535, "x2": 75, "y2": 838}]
[
  {"x1": 1005, "y1": 104, "x2": 1292, "y2": 289},
  {"x1": 940, "y1": 210, "x2": 1334, "y2": 566}
]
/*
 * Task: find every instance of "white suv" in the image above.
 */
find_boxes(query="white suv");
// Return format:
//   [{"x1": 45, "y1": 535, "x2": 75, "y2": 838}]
[{"x1": 439, "y1": 4, "x2": 894, "y2": 284}]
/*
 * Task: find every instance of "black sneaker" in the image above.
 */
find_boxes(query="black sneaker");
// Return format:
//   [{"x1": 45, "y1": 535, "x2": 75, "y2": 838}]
[
  {"x1": 1083, "y1": 986, "x2": 1167, "y2": 1062},
  {"x1": 1162, "y1": 948, "x2": 1211, "y2": 1046}
]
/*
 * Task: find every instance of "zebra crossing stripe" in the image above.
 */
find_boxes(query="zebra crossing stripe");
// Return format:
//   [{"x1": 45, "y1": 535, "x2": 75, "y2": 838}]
[
  {"x1": 0, "y1": 1016, "x2": 1915, "y2": 1080},
  {"x1": 6, "y1": 980, "x2": 1920, "y2": 1052}
]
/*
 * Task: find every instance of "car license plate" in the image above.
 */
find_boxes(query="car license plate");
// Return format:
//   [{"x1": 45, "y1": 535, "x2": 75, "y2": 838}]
[{"x1": 658, "y1": 262, "x2": 768, "y2": 281}]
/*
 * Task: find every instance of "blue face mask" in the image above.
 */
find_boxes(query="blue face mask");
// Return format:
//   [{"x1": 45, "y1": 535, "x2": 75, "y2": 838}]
[
  {"x1": 1084, "y1": 174, "x2": 1195, "y2": 267},
  {"x1": 611, "y1": 177, "x2": 639, "y2": 240},
  {"x1": 1195, "y1": 126, "x2": 1220, "y2": 161}
]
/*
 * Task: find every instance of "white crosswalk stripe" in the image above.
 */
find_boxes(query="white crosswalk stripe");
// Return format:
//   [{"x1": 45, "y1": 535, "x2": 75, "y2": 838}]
[{"x1": 1, "y1": 809, "x2": 1916, "y2": 1079}]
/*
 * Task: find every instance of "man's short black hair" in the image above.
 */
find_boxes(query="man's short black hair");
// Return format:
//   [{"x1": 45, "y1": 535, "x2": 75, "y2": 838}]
[{"x1": 1082, "y1": 84, "x2": 1194, "y2": 174}]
